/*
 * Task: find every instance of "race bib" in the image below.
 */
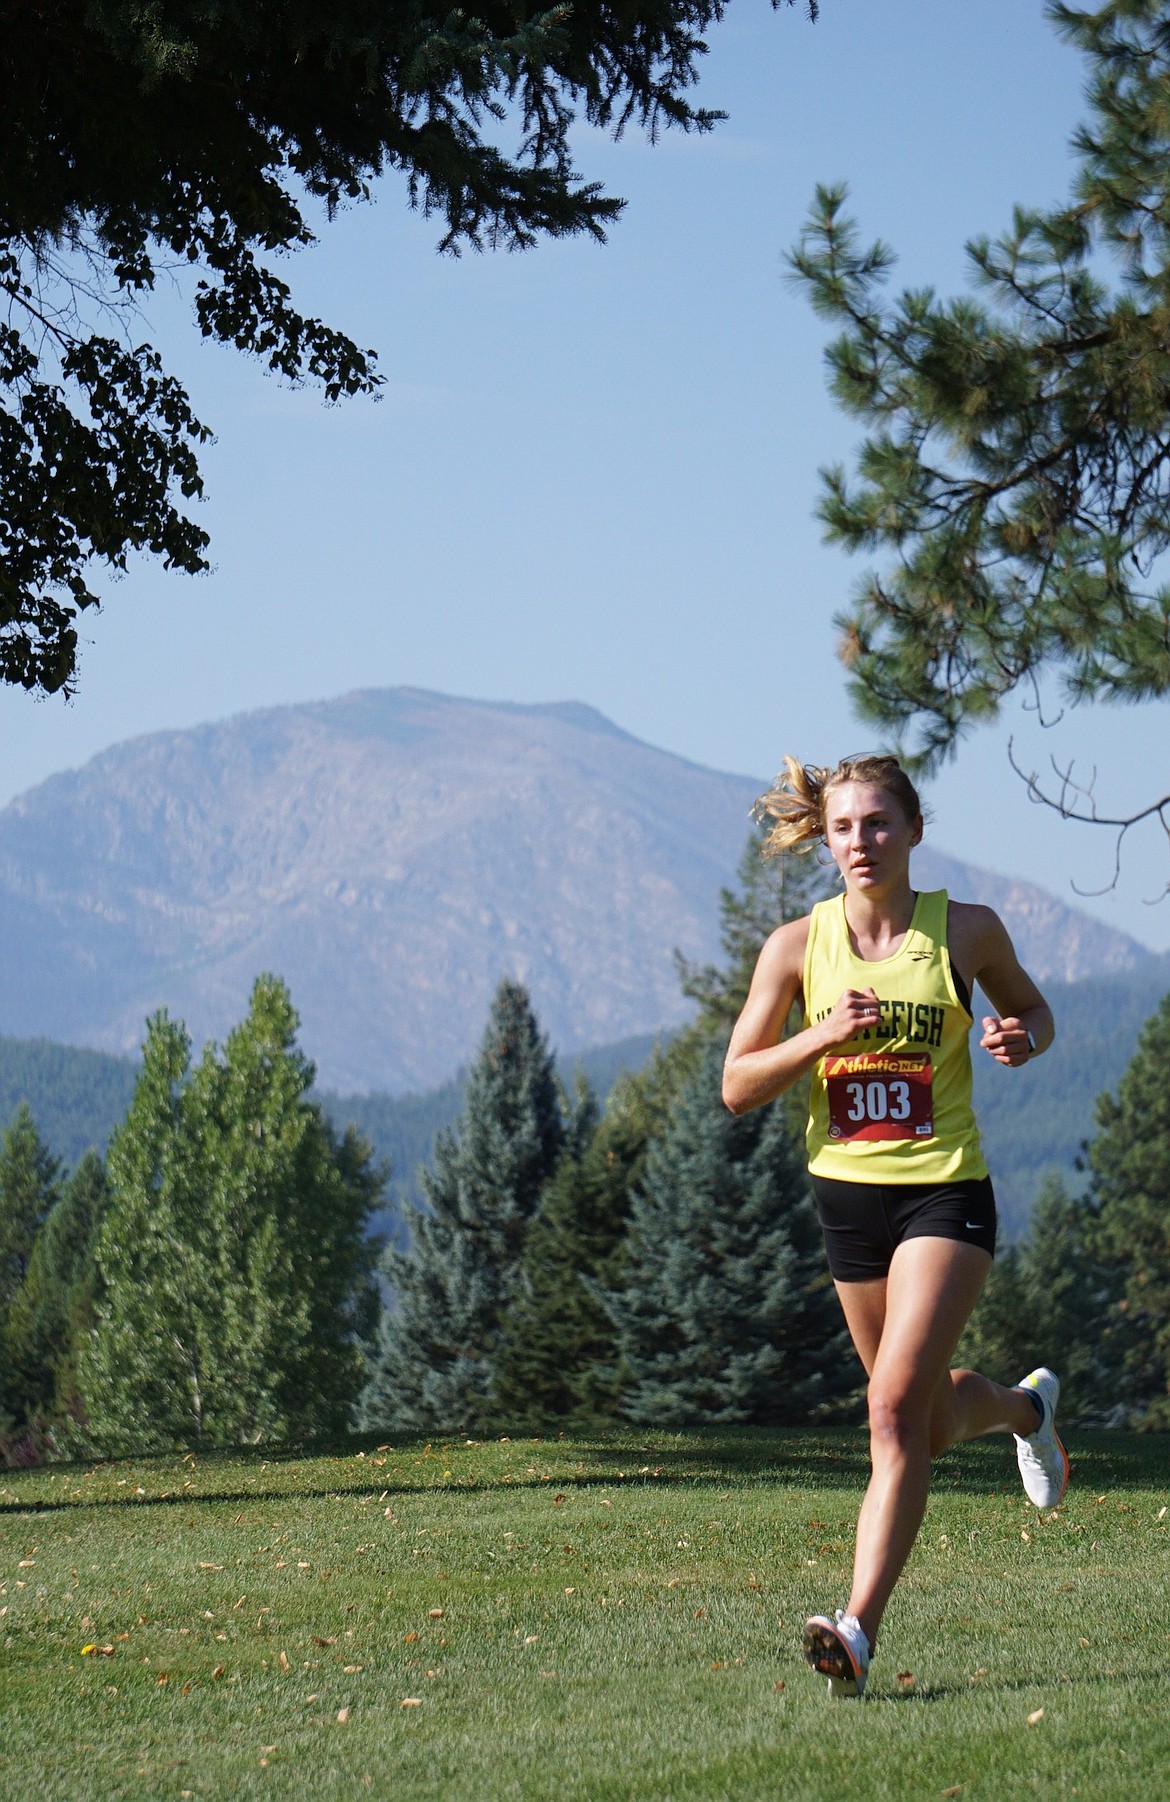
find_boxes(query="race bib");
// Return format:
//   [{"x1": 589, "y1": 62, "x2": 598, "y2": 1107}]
[{"x1": 824, "y1": 1051, "x2": 933, "y2": 1142}]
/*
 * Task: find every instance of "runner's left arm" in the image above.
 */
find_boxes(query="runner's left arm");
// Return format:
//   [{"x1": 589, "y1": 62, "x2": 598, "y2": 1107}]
[{"x1": 961, "y1": 906, "x2": 1054, "y2": 1069}]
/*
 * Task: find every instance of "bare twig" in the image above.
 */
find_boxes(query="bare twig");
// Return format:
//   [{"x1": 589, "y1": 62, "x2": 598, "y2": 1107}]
[{"x1": 1006, "y1": 735, "x2": 1170, "y2": 901}]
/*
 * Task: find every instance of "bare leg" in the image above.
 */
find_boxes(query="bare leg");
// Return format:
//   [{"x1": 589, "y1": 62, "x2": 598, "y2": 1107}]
[{"x1": 833, "y1": 1236, "x2": 1039, "y2": 1649}]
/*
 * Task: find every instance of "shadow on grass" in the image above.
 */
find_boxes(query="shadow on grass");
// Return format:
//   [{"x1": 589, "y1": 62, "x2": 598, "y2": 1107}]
[
  {"x1": 3, "y1": 1427, "x2": 1166, "y2": 1518},
  {"x1": 868, "y1": 1664, "x2": 1155, "y2": 1706}
]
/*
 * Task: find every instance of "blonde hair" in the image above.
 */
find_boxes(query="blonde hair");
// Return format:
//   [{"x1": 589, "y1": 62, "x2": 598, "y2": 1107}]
[{"x1": 754, "y1": 754, "x2": 923, "y2": 857}]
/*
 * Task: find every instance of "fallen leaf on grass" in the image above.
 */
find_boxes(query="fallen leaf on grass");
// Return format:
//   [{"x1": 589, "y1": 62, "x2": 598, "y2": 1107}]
[
  {"x1": 1159, "y1": 1506, "x2": 1167, "y2": 1520},
  {"x1": 211, "y1": 1665, "x2": 225, "y2": 1679},
  {"x1": 1079, "y1": 1638, "x2": 1090, "y2": 1648},
  {"x1": 403, "y1": 1632, "x2": 419, "y2": 1643},
  {"x1": 337, "y1": 1708, "x2": 350, "y2": 1723},
  {"x1": 305, "y1": 1694, "x2": 319, "y2": 1705},
  {"x1": 970, "y1": 1669, "x2": 986, "y2": 1684},
  {"x1": 278, "y1": 1651, "x2": 290, "y2": 1673},
  {"x1": 524, "y1": 1635, "x2": 539, "y2": 1645},
  {"x1": 539, "y1": 1670, "x2": 557, "y2": 1678},
  {"x1": 312, "y1": 1636, "x2": 336, "y2": 1647},
  {"x1": 710, "y1": 1662, "x2": 727, "y2": 1672},
  {"x1": 1027, "y1": 1708, "x2": 1045, "y2": 1726},
  {"x1": 428, "y1": 1608, "x2": 444, "y2": 1619},
  {"x1": 941, "y1": 1787, "x2": 964, "y2": 1798},
  {"x1": 80, "y1": 1645, "x2": 115, "y2": 1657},
  {"x1": 693, "y1": 1608, "x2": 705, "y2": 1619},
  {"x1": 401, "y1": 1697, "x2": 422, "y2": 1708},
  {"x1": 156, "y1": 1673, "x2": 169, "y2": 1686},
  {"x1": 896, "y1": 1672, "x2": 916, "y2": 1689},
  {"x1": 198, "y1": 1562, "x2": 224, "y2": 1571},
  {"x1": 773, "y1": 1681, "x2": 785, "y2": 1692},
  {"x1": 343, "y1": 1664, "x2": 362, "y2": 1673}
]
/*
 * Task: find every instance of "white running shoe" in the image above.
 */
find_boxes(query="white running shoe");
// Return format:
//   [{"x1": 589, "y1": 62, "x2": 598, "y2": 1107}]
[
  {"x1": 803, "y1": 1609, "x2": 871, "y2": 1698},
  {"x1": 1014, "y1": 1366, "x2": 1069, "y2": 1508}
]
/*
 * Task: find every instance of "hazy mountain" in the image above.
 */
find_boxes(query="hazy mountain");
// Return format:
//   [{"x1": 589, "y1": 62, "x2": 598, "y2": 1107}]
[{"x1": 0, "y1": 688, "x2": 1154, "y2": 1091}]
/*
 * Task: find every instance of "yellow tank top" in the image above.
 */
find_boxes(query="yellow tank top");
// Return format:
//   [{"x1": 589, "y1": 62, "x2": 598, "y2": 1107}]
[{"x1": 801, "y1": 889, "x2": 987, "y2": 1183}]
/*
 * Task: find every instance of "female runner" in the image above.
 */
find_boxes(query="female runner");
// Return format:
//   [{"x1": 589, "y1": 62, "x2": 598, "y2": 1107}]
[{"x1": 722, "y1": 754, "x2": 1067, "y2": 1698}]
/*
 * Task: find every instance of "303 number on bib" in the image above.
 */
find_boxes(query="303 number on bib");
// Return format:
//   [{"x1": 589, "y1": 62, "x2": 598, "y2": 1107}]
[{"x1": 824, "y1": 1052, "x2": 933, "y2": 1142}]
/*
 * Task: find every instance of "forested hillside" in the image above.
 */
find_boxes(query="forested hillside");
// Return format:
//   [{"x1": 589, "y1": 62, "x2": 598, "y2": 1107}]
[
  {"x1": 2, "y1": 966, "x2": 1165, "y2": 1242},
  {"x1": 971, "y1": 962, "x2": 1170, "y2": 1235},
  {"x1": 0, "y1": 1037, "x2": 138, "y2": 1167}
]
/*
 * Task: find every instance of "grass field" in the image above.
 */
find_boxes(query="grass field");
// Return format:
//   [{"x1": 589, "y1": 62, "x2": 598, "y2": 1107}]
[{"x1": 2, "y1": 1428, "x2": 1168, "y2": 1800}]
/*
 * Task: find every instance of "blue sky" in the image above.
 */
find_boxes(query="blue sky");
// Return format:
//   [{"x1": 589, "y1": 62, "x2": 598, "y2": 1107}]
[{"x1": 4, "y1": 0, "x2": 1167, "y2": 948}]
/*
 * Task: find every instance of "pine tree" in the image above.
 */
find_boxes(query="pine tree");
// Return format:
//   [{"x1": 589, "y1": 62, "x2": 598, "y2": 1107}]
[
  {"x1": 80, "y1": 977, "x2": 382, "y2": 1453},
  {"x1": 0, "y1": 1105, "x2": 62, "y2": 1434},
  {"x1": 1084, "y1": 990, "x2": 1170, "y2": 1425},
  {"x1": 4, "y1": 1151, "x2": 109, "y2": 1433},
  {"x1": 76, "y1": 1011, "x2": 196, "y2": 1453},
  {"x1": 789, "y1": 4, "x2": 1170, "y2": 833},
  {"x1": 676, "y1": 829, "x2": 836, "y2": 1038},
  {"x1": 491, "y1": 1071, "x2": 658, "y2": 1430},
  {"x1": 489, "y1": 839, "x2": 837, "y2": 1434},
  {"x1": 361, "y1": 978, "x2": 564, "y2": 1435},
  {"x1": 598, "y1": 1039, "x2": 852, "y2": 1427},
  {"x1": 955, "y1": 1174, "x2": 1114, "y2": 1424},
  {"x1": 673, "y1": 830, "x2": 836, "y2": 1131}
]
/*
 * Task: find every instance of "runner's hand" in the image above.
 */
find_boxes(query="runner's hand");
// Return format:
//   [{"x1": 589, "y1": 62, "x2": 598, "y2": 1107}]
[
  {"x1": 820, "y1": 987, "x2": 882, "y2": 1049},
  {"x1": 980, "y1": 1014, "x2": 1032, "y2": 1067}
]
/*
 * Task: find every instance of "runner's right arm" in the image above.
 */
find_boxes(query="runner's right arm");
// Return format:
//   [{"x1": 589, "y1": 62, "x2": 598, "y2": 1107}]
[{"x1": 722, "y1": 918, "x2": 882, "y2": 1116}]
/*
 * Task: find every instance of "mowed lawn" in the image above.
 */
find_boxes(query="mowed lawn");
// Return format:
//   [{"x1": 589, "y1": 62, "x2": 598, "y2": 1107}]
[{"x1": 1, "y1": 1428, "x2": 1168, "y2": 1800}]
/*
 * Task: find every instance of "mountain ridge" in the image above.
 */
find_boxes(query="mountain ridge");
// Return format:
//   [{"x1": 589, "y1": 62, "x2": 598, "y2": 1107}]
[{"x1": 0, "y1": 687, "x2": 1153, "y2": 1091}]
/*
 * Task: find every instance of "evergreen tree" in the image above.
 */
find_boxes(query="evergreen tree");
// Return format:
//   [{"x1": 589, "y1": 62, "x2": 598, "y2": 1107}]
[
  {"x1": 598, "y1": 1039, "x2": 852, "y2": 1427},
  {"x1": 955, "y1": 1174, "x2": 1115, "y2": 1424},
  {"x1": 76, "y1": 1011, "x2": 196, "y2": 1453},
  {"x1": 672, "y1": 830, "x2": 836, "y2": 1133},
  {"x1": 81, "y1": 977, "x2": 382, "y2": 1453},
  {"x1": 491, "y1": 1071, "x2": 660, "y2": 1430},
  {"x1": 1084, "y1": 990, "x2": 1170, "y2": 1425},
  {"x1": 0, "y1": 1105, "x2": 61, "y2": 1433},
  {"x1": 789, "y1": 3, "x2": 1170, "y2": 830},
  {"x1": 4, "y1": 1151, "x2": 109, "y2": 1433},
  {"x1": 676, "y1": 829, "x2": 836, "y2": 1037},
  {"x1": 361, "y1": 978, "x2": 564, "y2": 1435}
]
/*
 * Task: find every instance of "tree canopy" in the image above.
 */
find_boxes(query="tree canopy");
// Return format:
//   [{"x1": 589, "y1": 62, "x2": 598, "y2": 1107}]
[
  {"x1": 2, "y1": 0, "x2": 817, "y2": 696},
  {"x1": 789, "y1": 0, "x2": 1170, "y2": 864},
  {"x1": 81, "y1": 976, "x2": 382, "y2": 1452},
  {"x1": 361, "y1": 976, "x2": 565, "y2": 1434}
]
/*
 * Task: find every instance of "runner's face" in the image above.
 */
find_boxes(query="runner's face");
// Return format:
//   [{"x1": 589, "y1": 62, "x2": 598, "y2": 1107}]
[{"x1": 823, "y1": 781, "x2": 921, "y2": 892}]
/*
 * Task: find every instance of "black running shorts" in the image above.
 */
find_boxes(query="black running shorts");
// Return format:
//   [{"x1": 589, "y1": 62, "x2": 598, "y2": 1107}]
[{"x1": 810, "y1": 1173, "x2": 997, "y2": 1284}]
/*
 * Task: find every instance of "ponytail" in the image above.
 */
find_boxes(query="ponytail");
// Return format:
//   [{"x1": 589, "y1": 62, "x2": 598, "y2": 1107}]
[{"x1": 754, "y1": 753, "x2": 923, "y2": 857}]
